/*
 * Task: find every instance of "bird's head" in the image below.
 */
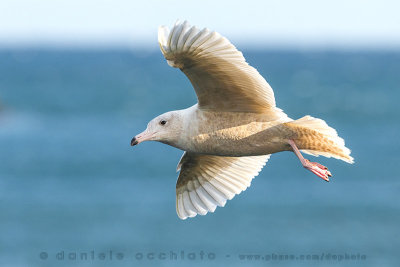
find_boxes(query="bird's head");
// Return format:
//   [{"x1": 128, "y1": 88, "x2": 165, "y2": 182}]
[{"x1": 131, "y1": 111, "x2": 183, "y2": 147}]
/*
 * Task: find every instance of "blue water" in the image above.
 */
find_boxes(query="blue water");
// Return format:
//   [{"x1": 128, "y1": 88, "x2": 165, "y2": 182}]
[{"x1": 0, "y1": 49, "x2": 399, "y2": 266}]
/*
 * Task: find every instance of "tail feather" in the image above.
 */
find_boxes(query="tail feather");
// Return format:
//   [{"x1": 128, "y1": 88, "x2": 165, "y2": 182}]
[{"x1": 285, "y1": 116, "x2": 354, "y2": 164}]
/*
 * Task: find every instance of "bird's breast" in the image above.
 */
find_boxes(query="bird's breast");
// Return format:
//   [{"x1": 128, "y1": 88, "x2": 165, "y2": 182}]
[{"x1": 186, "y1": 119, "x2": 292, "y2": 157}]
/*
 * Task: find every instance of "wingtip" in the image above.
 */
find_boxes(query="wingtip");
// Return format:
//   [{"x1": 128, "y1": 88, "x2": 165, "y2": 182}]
[
  {"x1": 177, "y1": 213, "x2": 188, "y2": 220},
  {"x1": 174, "y1": 19, "x2": 182, "y2": 26},
  {"x1": 158, "y1": 25, "x2": 169, "y2": 52}
]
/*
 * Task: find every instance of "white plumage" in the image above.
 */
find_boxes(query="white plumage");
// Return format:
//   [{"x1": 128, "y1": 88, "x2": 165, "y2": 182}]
[
  {"x1": 158, "y1": 20, "x2": 276, "y2": 112},
  {"x1": 131, "y1": 21, "x2": 353, "y2": 220},
  {"x1": 175, "y1": 152, "x2": 269, "y2": 219}
]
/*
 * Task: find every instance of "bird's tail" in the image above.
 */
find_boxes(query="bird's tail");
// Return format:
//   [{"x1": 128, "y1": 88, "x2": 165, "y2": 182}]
[{"x1": 284, "y1": 116, "x2": 354, "y2": 163}]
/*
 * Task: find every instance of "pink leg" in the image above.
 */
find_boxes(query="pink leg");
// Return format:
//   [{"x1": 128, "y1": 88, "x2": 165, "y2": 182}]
[{"x1": 288, "y1": 139, "x2": 332, "y2": 182}]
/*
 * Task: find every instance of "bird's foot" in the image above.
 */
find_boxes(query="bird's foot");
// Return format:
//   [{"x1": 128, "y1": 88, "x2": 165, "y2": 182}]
[{"x1": 303, "y1": 159, "x2": 332, "y2": 182}]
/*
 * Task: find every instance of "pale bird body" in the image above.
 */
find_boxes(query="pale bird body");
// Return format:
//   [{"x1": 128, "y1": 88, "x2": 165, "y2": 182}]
[{"x1": 131, "y1": 21, "x2": 354, "y2": 220}]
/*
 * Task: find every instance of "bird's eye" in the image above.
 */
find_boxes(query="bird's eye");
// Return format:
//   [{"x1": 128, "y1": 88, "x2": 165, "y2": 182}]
[{"x1": 160, "y1": 120, "x2": 167, "y2": 125}]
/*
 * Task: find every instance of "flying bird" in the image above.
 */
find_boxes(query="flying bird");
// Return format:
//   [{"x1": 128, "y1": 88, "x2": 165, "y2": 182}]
[{"x1": 131, "y1": 21, "x2": 353, "y2": 220}]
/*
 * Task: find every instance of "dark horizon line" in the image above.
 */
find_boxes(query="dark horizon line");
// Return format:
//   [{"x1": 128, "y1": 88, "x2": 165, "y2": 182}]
[{"x1": 0, "y1": 44, "x2": 399, "y2": 53}]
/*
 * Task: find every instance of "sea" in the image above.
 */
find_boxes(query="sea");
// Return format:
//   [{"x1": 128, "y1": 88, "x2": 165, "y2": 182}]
[{"x1": 0, "y1": 49, "x2": 399, "y2": 266}]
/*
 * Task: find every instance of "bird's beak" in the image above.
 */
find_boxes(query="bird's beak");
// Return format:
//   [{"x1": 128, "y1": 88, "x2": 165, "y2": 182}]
[{"x1": 131, "y1": 130, "x2": 154, "y2": 146}]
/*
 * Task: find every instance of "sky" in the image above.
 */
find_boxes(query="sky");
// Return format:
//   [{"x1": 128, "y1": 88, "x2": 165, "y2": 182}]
[{"x1": 0, "y1": 0, "x2": 399, "y2": 49}]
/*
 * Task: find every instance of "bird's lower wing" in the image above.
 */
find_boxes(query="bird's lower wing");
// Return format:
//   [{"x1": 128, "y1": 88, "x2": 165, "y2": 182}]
[{"x1": 175, "y1": 152, "x2": 270, "y2": 219}]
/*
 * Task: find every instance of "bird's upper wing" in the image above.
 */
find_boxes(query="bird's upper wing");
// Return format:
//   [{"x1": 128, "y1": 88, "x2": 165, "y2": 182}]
[
  {"x1": 175, "y1": 152, "x2": 270, "y2": 219},
  {"x1": 158, "y1": 21, "x2": 276, "y2": 113}
]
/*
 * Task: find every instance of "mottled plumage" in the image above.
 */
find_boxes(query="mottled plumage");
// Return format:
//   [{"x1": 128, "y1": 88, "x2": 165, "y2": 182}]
[{"x1": 132, "y1": 21, "x2": 353, "y2": 220}]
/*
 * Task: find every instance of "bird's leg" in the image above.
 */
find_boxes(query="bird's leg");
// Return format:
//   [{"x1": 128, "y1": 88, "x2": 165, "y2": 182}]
[{"x1": 288, "y1": 139, "x2": 332, "y2": 182}]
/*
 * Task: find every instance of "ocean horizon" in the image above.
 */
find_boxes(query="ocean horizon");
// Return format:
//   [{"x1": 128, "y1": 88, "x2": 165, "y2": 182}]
[{"x1": 0, "y1": 48, "x2": 399, "y2": 266}]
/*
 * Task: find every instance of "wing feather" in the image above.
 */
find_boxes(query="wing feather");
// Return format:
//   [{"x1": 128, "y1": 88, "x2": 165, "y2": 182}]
[
  {"x1": 158, "y1": 21, "x2": 276, "y2": 113},
  {"x1": 175, "y1": 152, "x2": 270, "y2": 219}
]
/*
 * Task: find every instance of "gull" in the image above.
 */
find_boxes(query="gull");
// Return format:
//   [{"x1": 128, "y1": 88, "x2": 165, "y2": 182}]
[{"x1": 131, "y1": 21, "x2": 354, "y2": 220}]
